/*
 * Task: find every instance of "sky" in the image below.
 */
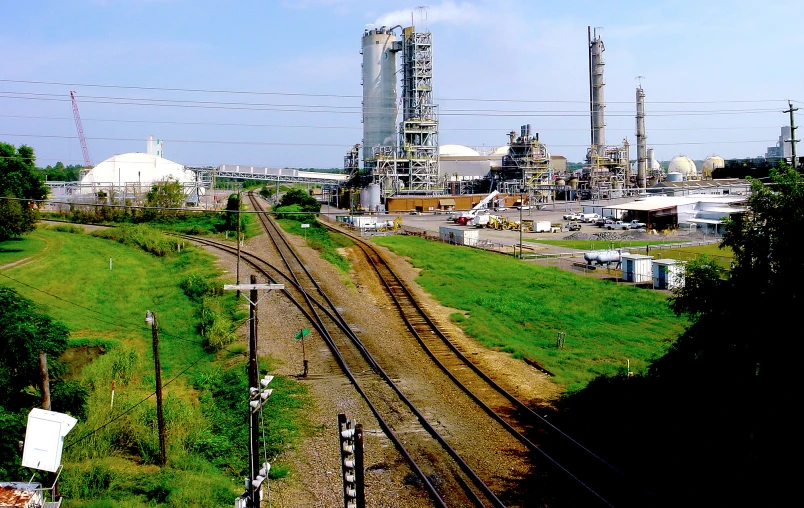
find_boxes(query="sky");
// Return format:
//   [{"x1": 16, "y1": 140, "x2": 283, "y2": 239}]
[{"x1": 2, "y1": 0, "x2": 803, "y2": 169}]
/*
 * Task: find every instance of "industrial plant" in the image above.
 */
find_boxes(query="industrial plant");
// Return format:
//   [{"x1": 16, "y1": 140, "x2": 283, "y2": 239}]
[{"x1": 339, "y1": 24, "x2": 731, "y2": 214}]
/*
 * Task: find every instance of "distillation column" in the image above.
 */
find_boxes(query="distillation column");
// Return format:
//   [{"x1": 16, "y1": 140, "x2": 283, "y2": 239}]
[
  {"x1": 589, "y1": 28, "x2": 606, "y2": 151},
  {"x1": 636, "y1": 86, "x2": 647, "y2": 189}
]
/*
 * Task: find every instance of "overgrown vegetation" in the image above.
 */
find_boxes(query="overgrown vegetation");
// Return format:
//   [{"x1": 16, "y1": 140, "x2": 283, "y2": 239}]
[
  {"x1": 553, "y1": 167, "x2": 803, "y2": 506},
  {"x1": 373, "y1": 235, "x2": 686, "y2": 390},
  {"x1": 0, "y1": 142, "x2": 48, "y2": 240},
  {"x1": 0, "y1": 226, "x2": 312, "y2": 505}
]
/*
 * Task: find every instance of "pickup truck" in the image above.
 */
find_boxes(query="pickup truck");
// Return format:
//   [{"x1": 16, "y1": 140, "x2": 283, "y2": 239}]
[
  {"x1": 563, "y1": 212, "x2": 580, "y2": 220},
  {"x1": 628, "y1": 220, "x2": 647, "y2": 229},
  {"x1": 606, "y1": 221, "x2": 630, "y2": 230}
]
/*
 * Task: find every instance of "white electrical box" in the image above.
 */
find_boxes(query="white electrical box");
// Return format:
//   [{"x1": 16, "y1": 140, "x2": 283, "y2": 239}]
[{"x1": 21, "y1": 409, "x2": 78, "y2": 473}]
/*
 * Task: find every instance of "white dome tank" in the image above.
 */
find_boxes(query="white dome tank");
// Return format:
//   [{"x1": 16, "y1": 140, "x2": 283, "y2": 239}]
[
  {"x1": 702, "y1": 155, "x2": 725, "y2": 177},
  {"x1": 668, "y1": 156, "x2": 697, "y2": 177}
]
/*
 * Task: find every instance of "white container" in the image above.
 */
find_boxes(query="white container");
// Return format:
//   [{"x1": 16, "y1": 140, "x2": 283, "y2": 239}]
[
  {"x1": 439, "y1": 226, "x2": 479, "y2": 246},
  {"x1": 533, "y1": 221, "x2": 551, "y2": 232},
  {"x1": 621, "y1": 254, "x2": 653, "y2": 283},
  {"x1": 351, "y1": 216, "x2": 377, "y2": 228},
  {"x1": 652, "y1": 259, "x2": 684, "y2": 289}
]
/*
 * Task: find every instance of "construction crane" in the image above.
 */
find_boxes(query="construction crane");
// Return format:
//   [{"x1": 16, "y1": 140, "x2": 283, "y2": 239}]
[{"x1": 70, "y1": 91, "x2": 92, "y2": 168}]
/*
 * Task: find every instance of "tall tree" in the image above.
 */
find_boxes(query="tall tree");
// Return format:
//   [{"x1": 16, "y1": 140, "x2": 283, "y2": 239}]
[
  {"x1": 144, "y1": 177, "x2": 186, "y2": 219},
  {"x1": 0, "y1": 143, "x2": 48, "y2": 240}
]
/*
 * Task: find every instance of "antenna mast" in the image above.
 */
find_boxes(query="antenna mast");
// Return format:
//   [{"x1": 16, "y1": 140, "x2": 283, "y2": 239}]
[{"x1": 70, "y1": 91, "x2": 92, "y2": 168}]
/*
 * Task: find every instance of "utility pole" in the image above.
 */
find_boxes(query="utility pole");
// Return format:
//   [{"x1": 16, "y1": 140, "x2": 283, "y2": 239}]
[
  {"x1": 39, "y1": 352, "x2": 51, "y2": 410},
  {"x1": 519, "y1": 189, "x2": 524, "y2": 259},
  {"x1": 226, "y1": 277, "x2": 283, "y2": 507},
  {"x1": 146, "y1": 311, "x2": 167, "y2": 466},
  {"x1": 236, "y1": 191, "x2": 242, "y2": 297},
  {"x1": 784, "y1": 101, "x2": 800, "y2": 170}
]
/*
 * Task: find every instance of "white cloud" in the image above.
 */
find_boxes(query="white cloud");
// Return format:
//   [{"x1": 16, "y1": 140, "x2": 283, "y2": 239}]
[{"x1": 375, "y1": 1, "x2": 485, "y2": 28}]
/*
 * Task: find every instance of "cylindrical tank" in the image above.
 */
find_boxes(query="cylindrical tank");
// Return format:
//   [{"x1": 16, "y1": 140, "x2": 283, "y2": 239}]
[
  {"x1": 359, "y1": 189, "x2": 370, "y2": 210},
  {"x1": 568, "y1": 177, "x2": 579, "y2": 189},
  {"x1": 668, "y1": 156, "x2": 697, "y2": 177},
  {"x1": 362, "y1": 28, "x2": 398, "y2": 158},
  {"x1": 584, "y1": 250, "x2": 621, "y2": 266},
  {"x1": 556, "y1": 178, "x2": 566, "y2": 186},
  {"x1": 666, "y1": 172, "x2": 684, "y2": 182},
  {"x1": 367, "y1": 183, "x2": 381, "y2": 212}
]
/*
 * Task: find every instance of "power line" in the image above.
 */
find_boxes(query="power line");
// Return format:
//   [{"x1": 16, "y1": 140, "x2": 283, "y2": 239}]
[
  {"x1": 0, "y1": 132, "x2": 778, "y2": 148},
  {"x1": 0, "y1": 92, "x2": 790, "y2": 117},
  {"x1": 0, "y1": 78, "x2": 797, "y2": 105}
]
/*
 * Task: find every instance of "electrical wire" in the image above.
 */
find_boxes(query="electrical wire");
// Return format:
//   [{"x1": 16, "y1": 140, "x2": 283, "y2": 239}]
[
  {"x1": 0, "y1": 132, "x2": 779, "y2": 149},
  {"x1": 1, "y1": 78, "x2": 798, "y2": 105}
]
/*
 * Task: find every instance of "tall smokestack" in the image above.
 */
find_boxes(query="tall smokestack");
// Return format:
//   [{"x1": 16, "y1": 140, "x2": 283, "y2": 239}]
[
  {"x1": 589, "y1": 27, "x2": 606, "y2": 149},
  {"x1": 636, "y1": 85, "x2": 647, "y2": 188}
]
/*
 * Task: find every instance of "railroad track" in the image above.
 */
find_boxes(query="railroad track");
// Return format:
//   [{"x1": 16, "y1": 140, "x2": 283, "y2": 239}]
[
  {"x1": 179, "y1": 203, "x2": 502, "y2": 507},
  {"x1": 319, "y1": 216, "x2": 661, "y2": 508}
]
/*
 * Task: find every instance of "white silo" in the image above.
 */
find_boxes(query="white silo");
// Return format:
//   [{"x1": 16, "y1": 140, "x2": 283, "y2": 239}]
[
  {"x1": 668, "y1": 156, "x2": 697, "y2": 179},
  {"x1": 362, "y1": 27, "x2": 400, "y2": 160}
]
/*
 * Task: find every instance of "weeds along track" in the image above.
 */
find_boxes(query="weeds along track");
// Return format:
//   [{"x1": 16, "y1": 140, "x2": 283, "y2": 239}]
[{"x1": 320, "y1": 220, "x2": 661, "y2": 508}]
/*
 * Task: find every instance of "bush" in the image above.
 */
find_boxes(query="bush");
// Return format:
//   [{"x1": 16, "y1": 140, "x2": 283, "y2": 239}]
[
  {"x1": 180, "y1": 274, "x2": 222, "y2": 302},
  {"x1": 91, "y1": 225, "x2": 180, "y2": 257},
  {"x1": 198, "y1": 297, "x2": 237, "y2": 351},
  {"x1": 51, "y1": 224, "x2": 85, "y2": 234}
]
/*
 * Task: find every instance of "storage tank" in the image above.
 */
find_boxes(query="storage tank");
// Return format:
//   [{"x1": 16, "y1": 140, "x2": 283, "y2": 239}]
[
  {"x1": 702, "y1": 155, "x2": 725, "y2": 178},
  {"x1": 584, "y1": 249, "x2": 621, "y2": 266},
  {"x1": 568, "y1": 177, "x2": 579, "y2": 189},
  {"x1": 359, "y1": 189, "x2": 370, "y2": 210},
  {"x1": 367, "y1": 183, "x2": 381, "y2": 212},
  {"x1": 668, "y1": 156, "x2": 697, "y2": 178},
  {"x1": 666, "y1": 172, "x2": 684, "y2": 182},
  {"x1": 362, "y1": 27, "x2": 399, "y2": 157}
]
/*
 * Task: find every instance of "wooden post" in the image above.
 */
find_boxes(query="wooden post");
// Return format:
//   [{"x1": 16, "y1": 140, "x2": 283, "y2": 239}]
[
  {"x1": 39, "y1": 352, "x2": 51, "y2": 410},
  {"x1": 150, "y1": 313, "x2": 167, "y2": 466}
]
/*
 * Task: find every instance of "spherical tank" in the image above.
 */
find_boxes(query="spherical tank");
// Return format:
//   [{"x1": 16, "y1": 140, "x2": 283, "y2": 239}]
[
  {"x1": 666, "y1": 172, "x2": 684, "y2": 182},
  {"x1": 668, "y1": 156, "x2": 697, "y2": 177},
  {"x1": 362, "y1": 28, "x2": 398, "y2": 156},
  {"x1": 568, "y1": 177, "x2": 579, "y2": 189},
  {"x1": 556, "y1": 179, "x2": 566, "y2": 186},
  {"x1": 702, "y1": 155, "x2": 725, "y2": 177},
  {"x1": 367, "y1": 183, "x2": 382, "y2": 211}
]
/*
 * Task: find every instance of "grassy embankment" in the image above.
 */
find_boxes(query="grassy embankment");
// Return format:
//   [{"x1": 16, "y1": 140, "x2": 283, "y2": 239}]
[
  {"x1": 0, "y1": 235, "x2": 47, "y2": 265},
  {"x1": 276, "y1": 219, "x2": 354, "y2": 276},
  {"x1": 1, "y1": 225, "x2": 311, "y2": 507},
  {"x1": 372, "y1": 235, "x2": 688, "y2": 392}
]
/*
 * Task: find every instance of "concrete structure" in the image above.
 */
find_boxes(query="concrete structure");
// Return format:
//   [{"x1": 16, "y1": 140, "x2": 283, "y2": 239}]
[
  {"x1": 765, "y1": 126, "x2": 793, "y2": 159},
  {"x1": 146, "y1": 135, "x2": 163, "y2": 157}
]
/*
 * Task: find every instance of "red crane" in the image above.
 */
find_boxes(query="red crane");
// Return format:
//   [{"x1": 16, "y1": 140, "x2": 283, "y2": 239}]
[{"x1": 70, "y1": 91, "x2": 92, "y2": 168}]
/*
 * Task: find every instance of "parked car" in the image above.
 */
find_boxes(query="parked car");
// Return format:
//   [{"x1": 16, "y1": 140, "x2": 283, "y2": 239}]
[
  {"x1": 566, "y1": 221, "x2": 582, "y2": 231},
  {"x1": 628, "y1": 220, "x2": 647, "y2": 229},
  {"x1": 580, "y1": 213, "x2": 601, "y2": 223},
  {"x1": 562, "y1": 212, "x2": 581, "y2": 220},
  {"x1": 595, "y1": 218, "x2": 616, "y2": 227}
]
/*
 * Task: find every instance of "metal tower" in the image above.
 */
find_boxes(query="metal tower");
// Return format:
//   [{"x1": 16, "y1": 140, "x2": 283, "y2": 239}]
[
  {"x1": 399, "y1": 26, "x2": 439, "y2": 192},
  {"x1": 589, "y1": 27, "x2": 606, "y2": 151},
  {"x1": 636, "y1": 85, "x2": 647, "y2": 189}
]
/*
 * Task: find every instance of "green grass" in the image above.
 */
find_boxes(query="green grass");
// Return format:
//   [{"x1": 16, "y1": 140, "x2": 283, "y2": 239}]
[
  {"x1": 527, "y1": 238, "x2": 685, "y2": 250},
  {"x1": 2, "y1": 227, "x2": 313, "y2": 506},
  {"x1": 373, "y1": 235, "x2": 688, "y2": 392},
  {"x1": 277, "y1": 219, "x2": 354, "y2": 276},
  {"x1": 0, "y1": 234, "x2": 47, "y2": 265},
  {"x1": 631, "y1": 243, "x2": 734, "y2": 267}
]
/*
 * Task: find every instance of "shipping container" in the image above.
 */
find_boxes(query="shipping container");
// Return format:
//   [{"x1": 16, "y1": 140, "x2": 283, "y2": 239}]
[{"x1": 439, "y1": 226, "x2": 479, "y2": 246}]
